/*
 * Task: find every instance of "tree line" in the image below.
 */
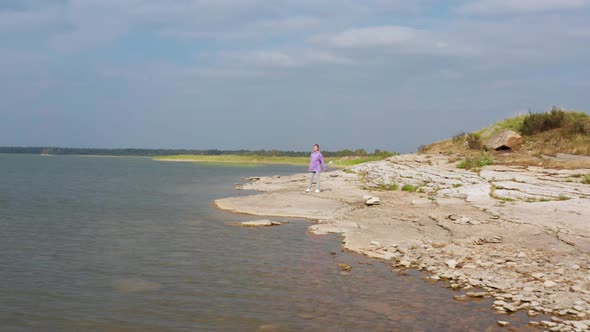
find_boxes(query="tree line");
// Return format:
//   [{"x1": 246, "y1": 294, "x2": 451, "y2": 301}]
[{"x1": 0, "y1": 146, "x2": 397, "y2": 158}]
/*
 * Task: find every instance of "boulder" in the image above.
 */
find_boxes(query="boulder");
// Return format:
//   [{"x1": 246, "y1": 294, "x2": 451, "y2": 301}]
[{"x1": 485, "y1": 130, "x2": 522, "y2": 150}]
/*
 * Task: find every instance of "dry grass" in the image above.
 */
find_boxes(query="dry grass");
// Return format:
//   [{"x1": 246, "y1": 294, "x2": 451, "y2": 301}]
[{"x1": 419, "y1": 109, "x2": 590, "y2": 170}]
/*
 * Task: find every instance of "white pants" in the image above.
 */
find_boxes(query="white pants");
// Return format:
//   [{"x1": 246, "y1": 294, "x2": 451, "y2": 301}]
[{"x1": 308, "y1": 171, "x2": 321, "y2": 190}]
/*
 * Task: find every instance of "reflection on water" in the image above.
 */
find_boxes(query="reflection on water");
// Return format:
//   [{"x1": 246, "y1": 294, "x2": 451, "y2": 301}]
[{"x1": 0, "y1": 155, "x2": 540, "y2": 331}]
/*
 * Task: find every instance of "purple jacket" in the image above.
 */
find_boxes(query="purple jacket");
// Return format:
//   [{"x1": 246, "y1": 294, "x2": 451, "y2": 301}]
[{"x1": 309, "y1": 151, "x2": 327, "y2": 172}]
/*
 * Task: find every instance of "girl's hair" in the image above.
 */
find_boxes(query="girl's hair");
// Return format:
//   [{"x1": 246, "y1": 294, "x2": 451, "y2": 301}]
[{"x1": 314, "y1": 144, "x2": 320, "y2": 150}]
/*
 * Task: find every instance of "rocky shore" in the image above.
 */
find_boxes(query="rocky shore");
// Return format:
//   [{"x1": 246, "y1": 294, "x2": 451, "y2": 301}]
[{"x1": 215, "y1": 154, "x2": 590, "y2": 331}]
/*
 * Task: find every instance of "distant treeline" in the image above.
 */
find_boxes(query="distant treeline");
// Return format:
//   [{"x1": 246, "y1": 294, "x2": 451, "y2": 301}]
[{"x1": 0, "y1": 146, "x2": 397, "y2": 158}]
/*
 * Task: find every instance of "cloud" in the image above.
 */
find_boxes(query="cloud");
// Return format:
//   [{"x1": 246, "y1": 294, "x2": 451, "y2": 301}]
[
  {"x1": 225, "y1": 49, "x2": 354, "y2": 67},
  {"x1": 458, "y1": 0, "x2": 590, "y2": 15},
  {"x1": 0, "y1": 5, "x2": 62, "y2": 32},
  {"x1": 320, "y1": 25, "x2": 418, "y2": 48}
]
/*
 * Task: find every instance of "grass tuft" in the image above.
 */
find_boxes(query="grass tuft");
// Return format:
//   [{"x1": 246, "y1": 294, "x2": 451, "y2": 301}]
[
  {"x1": 376, "y1": 182, "x2": 399, "y2": 191},
  {"x1": 457, "y1": 152, "x2": 494, "y2": 170},
  {"x1": 401, "y1": 184, "x2": 417, "y2": 192}
]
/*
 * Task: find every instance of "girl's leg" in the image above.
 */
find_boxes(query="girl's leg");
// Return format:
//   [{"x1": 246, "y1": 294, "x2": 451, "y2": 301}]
[
  {"x1": 307, "y1": 172, "x2": 315, "y2": 190},
  {"x1": 316, "y1": 172, "x2": 321, "y2": 190}
]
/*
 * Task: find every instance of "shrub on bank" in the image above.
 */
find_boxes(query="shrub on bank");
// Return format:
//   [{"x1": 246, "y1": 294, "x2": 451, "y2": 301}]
[
  {"x1": 457, "y1": 152, "x2": 494, "y2": 170},
  {"x1": 466, "y1": 133, "x2": 482, "y2": 150},
  {"x1": 521, "y1": 107, "x2": 590, "y2": 136}
]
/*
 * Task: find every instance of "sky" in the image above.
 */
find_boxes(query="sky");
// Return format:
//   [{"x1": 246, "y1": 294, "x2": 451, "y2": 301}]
[{"x1": 1, "y1": 0, "x2": 589, "y2": 153}]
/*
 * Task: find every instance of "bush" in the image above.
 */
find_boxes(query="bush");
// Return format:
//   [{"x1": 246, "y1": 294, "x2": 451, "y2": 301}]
[
  {"x1": 466, "y1": 133, "x2": 482, "y2": 150},
  {"x1": 457, "y1": 152, "x2": 494, "y2": 170},
  {"x1": 521, "y1": 107, "x2": 566, "y2": 135},
  {"x1": 452, "y1": 132, "x2": 467, "y2": 143},
  {"x1": 582, "y1": 174, "x2": 590, "y2": 185},
  {"x1": 565, "y1": 117, "x2": 590, "y2": 136}
]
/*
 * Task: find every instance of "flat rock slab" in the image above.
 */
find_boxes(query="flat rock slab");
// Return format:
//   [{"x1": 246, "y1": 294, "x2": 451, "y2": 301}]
[
  {"x1": 215, "y1": 192, "x2": 346, "y2": 220},
  {"x1": 240, "y1": 219, "x2": 280, "y2": 227}
]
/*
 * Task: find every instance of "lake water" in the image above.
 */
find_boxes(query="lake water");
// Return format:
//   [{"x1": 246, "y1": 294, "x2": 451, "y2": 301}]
[{"x1": 0, "y1": 154, "x2": 539, "y2": 331}]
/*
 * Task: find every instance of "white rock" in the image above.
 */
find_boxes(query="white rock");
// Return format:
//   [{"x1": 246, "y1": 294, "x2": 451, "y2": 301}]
[
  {"x1": 571, "y1": 321, "x2": 588, "y2": 330},
  {"x1": 370, "y1": 240, "x2": 381, "y2": 247},
  {"x1": 544, "y1": 280, "x2": 557, "y2": 288},
  {"x1": 240, "y1": 219, "x2": 275, "y2": 227},
  {"x1": 365, "y1": 196, "x2": 381, "y2": 206},
  {"x1": 540, "y1": 320, "x2": 557, "y2": 327},
  {"x1": 446, "y1": 259, "x2": 458, "y2": 269}
]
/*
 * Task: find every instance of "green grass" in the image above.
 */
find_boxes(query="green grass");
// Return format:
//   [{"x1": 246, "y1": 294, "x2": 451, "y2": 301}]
[
  {"x1": 330, "y1": 156, "x2": 391, "y2": 167},
  {"x1": 558, "y1": 195, "x2": 571, "y2": 201},
  {"x1": 457, "y1": 152, "x2": 494, "y2": 170},
  {"x1": 376, "y1": 182, "x2": 399, "y2": 191},
  {"x1": 582, "y1": 174, "x2": 590, "y2": 184},
  {"x1": 475, "y1": 114, "x2": 527, "y2": 139},
  {"x1": 401, "y1": 184, "x2": 417, "y2": 192},
  {"x1": 154, "y1": 154, "x2": 390, "y2": 167}
]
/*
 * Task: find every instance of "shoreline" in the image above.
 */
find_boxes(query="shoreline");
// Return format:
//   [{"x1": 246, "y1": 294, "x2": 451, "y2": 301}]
[{"x1": 214, "y1": 153, "x2": 590, "y2": 330}]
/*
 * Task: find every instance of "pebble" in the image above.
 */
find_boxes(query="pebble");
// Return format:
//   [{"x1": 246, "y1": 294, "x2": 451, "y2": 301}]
[
  {"x1": 453, "y1": 295, "x2": 468, "y2": 301},
  {"x1": 337, "y1": 263, "x2": 352, "y2": 272},
  {"x1": 497, "y1": 320, "x2": 509, "y2": 327},
  {"x1": 544, "y1": 280, "x2": 557, "y2": 288},
  {"x1": 446, "y1": 259, "x2": 458, "y2": 269}
]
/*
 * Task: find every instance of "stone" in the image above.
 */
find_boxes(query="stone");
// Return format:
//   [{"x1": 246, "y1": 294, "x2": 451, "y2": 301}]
[
  {"x1": 544, "y1": 280, "x2": 557, "y2": 288},
  {"x1": 503, "y1": 304, "x2": 517, "y2": 312},
  {"x1": 337, "y1": 263, "x2": 352, "y2": 272},
  {"x1": 466, "y1": 291, "x2": 486, "y2": 298},
  {"x1": 540, "y1": 321, "x2": 558, "y2": 328},
  {"x1": 370, "y1": 240, "x2": 381, "y2": 247},
  {"x1": 571, "y1": 321, "x2": 588, "y2": 330},
  {"x1": 454, "y1": 295, "x2": 468, "y2": 301},
  {"x1": 365, "y1": 196, "x2": 381, "y2": 206},
  {"x1": 446, "y1": 259, "x2": 458, "y2": 269},
  {"x1": 497, "y1": 321, "x2": 510, "y2": 327},
  {"x1": 485, "y1": 129, "x2": 523, "y2": 150},
  {"x1": 241, "y1": 219, "x2": 277, "y2": 227}
]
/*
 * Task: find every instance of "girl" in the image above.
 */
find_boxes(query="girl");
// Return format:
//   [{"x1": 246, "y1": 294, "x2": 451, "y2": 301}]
[{"x1": 306, "y1": 144, "x2": 327, "y2": 193}]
